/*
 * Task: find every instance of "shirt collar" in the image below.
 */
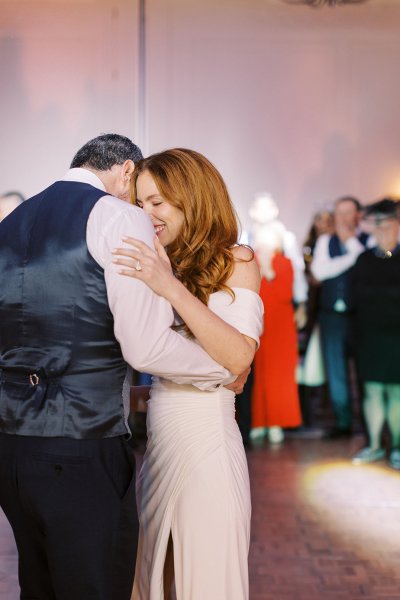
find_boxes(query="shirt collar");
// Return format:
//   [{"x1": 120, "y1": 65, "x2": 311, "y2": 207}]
[{"x1": 60, "y1": 168, "x2": 106, "y2": 193}]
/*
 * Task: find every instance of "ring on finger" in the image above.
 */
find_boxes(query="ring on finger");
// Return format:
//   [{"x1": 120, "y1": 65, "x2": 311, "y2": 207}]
[{"x1": 135, "y1": 260, "x2": 142, "y2": 271}]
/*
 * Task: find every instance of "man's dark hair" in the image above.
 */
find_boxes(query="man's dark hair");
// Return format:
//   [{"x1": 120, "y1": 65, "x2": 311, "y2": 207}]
[
  {"x1": 335, "y1": 195, "x2": 362, "y2": 212},
  {"x1": 70, "y1": 133, "x2": 143, "y2": 170}
]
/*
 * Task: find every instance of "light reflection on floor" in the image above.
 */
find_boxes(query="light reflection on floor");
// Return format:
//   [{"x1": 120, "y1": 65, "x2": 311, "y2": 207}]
[{"x1": 300, "y1": 460, "x2": 400, "y2": 556}]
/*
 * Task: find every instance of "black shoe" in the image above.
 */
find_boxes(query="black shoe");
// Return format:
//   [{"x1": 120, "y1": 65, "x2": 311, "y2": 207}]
[{"x1": 323, "y1": 426, "x2": 352, "y2": 440}]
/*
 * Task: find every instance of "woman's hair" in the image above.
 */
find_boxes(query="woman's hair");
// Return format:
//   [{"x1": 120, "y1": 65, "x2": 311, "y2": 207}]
[{"x1": 132, "y1": 148, "x2": 249, "y2": 313}]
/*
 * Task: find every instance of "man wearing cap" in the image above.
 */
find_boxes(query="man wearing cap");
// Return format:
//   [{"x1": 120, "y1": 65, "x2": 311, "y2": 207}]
[{"x1": 351, "y1": 198, "x2": 400, "y2": 470}]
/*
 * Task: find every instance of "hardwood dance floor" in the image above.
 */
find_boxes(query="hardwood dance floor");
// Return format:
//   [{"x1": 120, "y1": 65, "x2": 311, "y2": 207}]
[{"x1": 1, "y1": 434, "x2": 400, "y2": 599}]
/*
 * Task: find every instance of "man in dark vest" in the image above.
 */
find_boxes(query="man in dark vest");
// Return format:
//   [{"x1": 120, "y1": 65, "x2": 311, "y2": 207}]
[
  {"x1": 311, "y1": 196, "x2": 368, "y2": 438},
  {"x1": 0, "y1": 134, "x2": 234, "y2": 599}
]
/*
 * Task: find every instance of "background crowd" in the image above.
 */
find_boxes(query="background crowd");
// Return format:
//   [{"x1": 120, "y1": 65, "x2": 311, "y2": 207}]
[
  {"x1": 235, "y1": 193, "x2": 400, "y2": 473},
  {"x1": 1, "y1": 189, "x2": 399, "y2": 470}
]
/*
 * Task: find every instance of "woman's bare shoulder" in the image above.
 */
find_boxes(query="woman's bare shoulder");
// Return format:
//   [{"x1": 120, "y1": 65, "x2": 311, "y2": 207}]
[
  {"x1": 231, "y1": 244, "x2": 254, "y2": 261},
  {"x1": 228, "y1": 245, "x2": 261, "y2": 293}
]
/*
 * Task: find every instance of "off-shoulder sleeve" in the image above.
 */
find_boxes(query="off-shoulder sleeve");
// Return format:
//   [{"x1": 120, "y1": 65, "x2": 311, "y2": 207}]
[{"x1": 208, "y1": 288, "x2": 264, "y2": 349}]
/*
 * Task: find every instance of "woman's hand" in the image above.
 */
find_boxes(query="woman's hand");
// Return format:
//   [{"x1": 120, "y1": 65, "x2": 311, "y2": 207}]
[{"x1": 112, "y1": 236, "x2": 177, "y2": 298}]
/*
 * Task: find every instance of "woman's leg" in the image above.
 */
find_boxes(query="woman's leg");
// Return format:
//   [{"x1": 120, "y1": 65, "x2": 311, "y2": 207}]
[
  {"x1": 387, "y1": 384, "x2": 400, "y2": 447},
  {"x1": 387, "y1": 384, "x2": 400, "y2": 469},
  {"x1": 352, "y1": 382, "x2": 386, "y2": 464},
  {"x1": 363, "y1": 381, "x2": 386, "y2": 450},
  {"x1": 386, "y1": 384, "x2": 400, "y2": 470}
]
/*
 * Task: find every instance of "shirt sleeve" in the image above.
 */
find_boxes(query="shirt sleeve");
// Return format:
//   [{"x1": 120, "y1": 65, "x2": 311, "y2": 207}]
[
  {"x1": 283, "y1": 231, "x2": 308, "y2": 303},
  {"x1": 87, "y1": 197, "x2": 235, "y2": 390},
  {"x1": 311, "y1": 234, "x2": 364, "y2": 282}
]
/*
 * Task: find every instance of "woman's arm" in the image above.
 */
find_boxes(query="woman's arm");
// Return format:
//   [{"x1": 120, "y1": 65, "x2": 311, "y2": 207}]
[{"x1": 113, "y1": 239, "x2": 261, "y2": 375}]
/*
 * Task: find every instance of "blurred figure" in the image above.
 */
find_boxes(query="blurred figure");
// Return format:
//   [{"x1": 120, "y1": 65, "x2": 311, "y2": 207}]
[
  {"x1": 303, "y1": 209, "x2": 335, "y2": 264},
  {"x1": 249, "y1": 192, "x2": 308, "y2": 327},
  {"x1": 0, "y1": 191, "x2": 25, "y2": 221},
  {"x1": 311, "y1": 196, "x2": 368, "y2": 438},
  {"x1": 352, "y1": 199, "x2": 400, "y2": 470},
  {"x1": 297, "y1": 209, "x2": 334, "y2": 427},
  {"x1": 302, "y1": 208, "x2": 335, "y2": 336},
  {"x1": 251, "y1": 221, "x2": 302, "y2": 444},
  {"x1": 302, "y1": 208, "x2": 335, "y2": 333},
  {"x1": 236, "y1": 192, "x2": 307, "y2": 445}
]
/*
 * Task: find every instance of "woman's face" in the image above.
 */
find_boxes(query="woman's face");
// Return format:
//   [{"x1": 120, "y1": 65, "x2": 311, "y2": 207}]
[
  {"x1": 135, "y1": 170, "x2": 185, "y2": 247},
  {"x1": 314, "y1": 211, "x2": 334, "y2": 236}
]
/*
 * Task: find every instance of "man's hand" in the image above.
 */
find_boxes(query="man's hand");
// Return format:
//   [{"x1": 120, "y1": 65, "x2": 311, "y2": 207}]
[
  {"x1": 224, "y1": 367, "x2": 251, "y2": 395},
  {"x1": 295, "y1": 302, "x2": 307, "y2": 330},
  {"x1": 336, "y1": 223, "x2": 357, "y2": 243}
]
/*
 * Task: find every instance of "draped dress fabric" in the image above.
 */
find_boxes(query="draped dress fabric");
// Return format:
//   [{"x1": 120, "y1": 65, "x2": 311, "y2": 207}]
[
  {"x1": 132, "y1": 288, "x2": 264, "y2": 600},
  {"x1": 252, "y1": 253, "x2": 302, "y2": 429}
]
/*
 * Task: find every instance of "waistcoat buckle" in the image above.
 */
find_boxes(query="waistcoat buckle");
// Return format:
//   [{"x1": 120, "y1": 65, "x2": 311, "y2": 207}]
[{"x1": 29, "y1": 373, "x2": 40, "y2": 386}]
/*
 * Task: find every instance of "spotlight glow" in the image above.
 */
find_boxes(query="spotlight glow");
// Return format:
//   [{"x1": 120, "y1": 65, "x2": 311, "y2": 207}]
[{"x1": 300, "y1": 461, "x2": 400, "y2": 553}]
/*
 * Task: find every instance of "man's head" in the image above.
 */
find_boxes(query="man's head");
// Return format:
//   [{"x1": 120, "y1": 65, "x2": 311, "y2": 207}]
[
  {"x1": 0, "y1": 191, "x2": 25, "y2": 222},
  {"x1": 334, "y1": 196, "x2": 361, "y2": 235},
  {"x1": 249, "y1": 192, "x2": 279, "y2": 226},
  {"x1": 363, "y1": 198, "x2": 399, "y2": 252},
  {"x1": 70, "y1": 133, "x2": 143, "y2": 202}
]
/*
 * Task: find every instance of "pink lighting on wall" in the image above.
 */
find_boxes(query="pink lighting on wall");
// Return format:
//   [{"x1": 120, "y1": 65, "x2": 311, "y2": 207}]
[{"x1": 281, "y1": 0, "x2": 369, "y2": 6}]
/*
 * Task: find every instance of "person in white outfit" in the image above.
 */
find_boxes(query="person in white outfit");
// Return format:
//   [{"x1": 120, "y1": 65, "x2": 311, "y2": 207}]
[{"x1": 113, "y1": 148, "x2": 263, "y2": 600}]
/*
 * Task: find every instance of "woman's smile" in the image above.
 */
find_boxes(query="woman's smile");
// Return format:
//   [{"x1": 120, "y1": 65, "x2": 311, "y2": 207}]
[{"x1": 135, "y1": 170, "x2": 185, "y2": 247}]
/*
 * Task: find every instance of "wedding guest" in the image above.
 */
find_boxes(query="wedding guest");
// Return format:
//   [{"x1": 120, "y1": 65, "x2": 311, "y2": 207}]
[
  {"x1": 311, "y1": 196, "x2": 368, "y2": 438},
  {"x1": 251, "y1": 228, "x2": 302, "y2": 444},
  {"x1": 298, "y1": 209, "x2": 334, "y2": 426},
  {"x1": 352, "y1": 199, "x2": 400, "y2": 470}
]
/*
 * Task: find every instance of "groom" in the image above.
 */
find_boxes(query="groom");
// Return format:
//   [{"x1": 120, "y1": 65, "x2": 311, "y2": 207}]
[{"x1": 0, "y1": 134, "x2": 235, "y2": 600}]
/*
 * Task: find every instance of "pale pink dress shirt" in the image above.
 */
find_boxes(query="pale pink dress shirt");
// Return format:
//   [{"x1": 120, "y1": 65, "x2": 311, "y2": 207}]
[{"x1": 61, "y1": 168, "x2": 234, "y2": 392}]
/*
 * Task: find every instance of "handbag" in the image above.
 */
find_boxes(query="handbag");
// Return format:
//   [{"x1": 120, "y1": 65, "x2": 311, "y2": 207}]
[{"x1": 297, "y1": 325, "x2": 326, "y2": 386}]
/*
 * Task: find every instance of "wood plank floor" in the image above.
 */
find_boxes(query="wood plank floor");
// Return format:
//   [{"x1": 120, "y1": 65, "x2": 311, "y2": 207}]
[{"x1": 1, "y1": 433, "x2": 400, "y2": 599}]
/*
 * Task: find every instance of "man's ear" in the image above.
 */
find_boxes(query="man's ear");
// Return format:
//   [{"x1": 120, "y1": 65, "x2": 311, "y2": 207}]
[{"x1": 122, "y1": 159, "x2": 135, "y2": 181}]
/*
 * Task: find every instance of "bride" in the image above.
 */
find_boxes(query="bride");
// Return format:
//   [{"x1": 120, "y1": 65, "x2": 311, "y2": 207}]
[{"x1": 113, "y1": 148, "x2": 263, "y2": 600}]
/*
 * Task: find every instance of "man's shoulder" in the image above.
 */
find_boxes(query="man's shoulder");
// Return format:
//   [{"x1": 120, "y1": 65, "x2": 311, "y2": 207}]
[
  {"x1": 93, "y1": 195, "x2": 147, "y2": 222},
  {"x1": 89, "y1": 196, "x2": 154, "y2": 248}
]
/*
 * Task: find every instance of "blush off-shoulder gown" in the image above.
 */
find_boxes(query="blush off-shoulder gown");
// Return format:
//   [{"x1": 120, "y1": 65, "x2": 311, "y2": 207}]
[{"x1": 132, "y1": 288, "x2": 264, "y2": 600}]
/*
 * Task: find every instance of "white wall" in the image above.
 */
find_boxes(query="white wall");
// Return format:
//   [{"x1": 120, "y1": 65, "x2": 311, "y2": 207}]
[
  {"x1": 143, "y1": 0, "x2": 400, "y2": 239},
  {"x1": 1, "y1": 0, "x2": 400, "y2": 240},
  {"x1": 0, "y1": 0, "x2": 140, "y2": 197}
]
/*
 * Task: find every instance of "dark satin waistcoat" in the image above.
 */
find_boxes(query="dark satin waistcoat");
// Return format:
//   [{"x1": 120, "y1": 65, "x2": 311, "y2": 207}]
[
  {"x1": 0, "y1": 181, "x2": 128, "y2": 438},
  {"x1": 319, "y1": 233, "x2": 368, "y2": 313}
]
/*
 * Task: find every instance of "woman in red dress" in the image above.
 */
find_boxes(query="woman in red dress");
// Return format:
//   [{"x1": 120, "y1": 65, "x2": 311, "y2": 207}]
[{"x1": 252, "y1": 251, "x2": 302, "y2": 441}]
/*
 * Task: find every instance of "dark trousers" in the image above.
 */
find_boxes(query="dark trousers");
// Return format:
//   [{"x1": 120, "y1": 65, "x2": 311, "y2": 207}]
[
  {"x1": 0, "y1": 433, "x2": 138, "y2": 600},
  {"x1": 319, "y1": 310, "x2": 355, "y2": 430},
  {"x1": 235, "y1": 366, "x2": 254, "y2": 444}
]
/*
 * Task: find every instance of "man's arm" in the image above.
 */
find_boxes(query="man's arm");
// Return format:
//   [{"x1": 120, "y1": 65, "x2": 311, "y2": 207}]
[
  {"x1": 283, "y1": 230, "x2": 308, "y2": 304},
  {"x1": 311, "y1": 234, "x2": 364, "y2": 282},
  {"x1": 87, "y1": 197, "x2": 234, "y2": 390}
]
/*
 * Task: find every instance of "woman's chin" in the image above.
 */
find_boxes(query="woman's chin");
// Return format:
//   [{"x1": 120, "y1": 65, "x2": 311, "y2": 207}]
[{"x1": 156, "y1": 233, "x2": 169, "y2": 248}]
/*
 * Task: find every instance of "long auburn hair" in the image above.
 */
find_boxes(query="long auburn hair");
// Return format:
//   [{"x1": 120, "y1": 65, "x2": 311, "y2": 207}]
[{"x1": 132, "y1": 148, "x2": 244, "y2": 311}]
